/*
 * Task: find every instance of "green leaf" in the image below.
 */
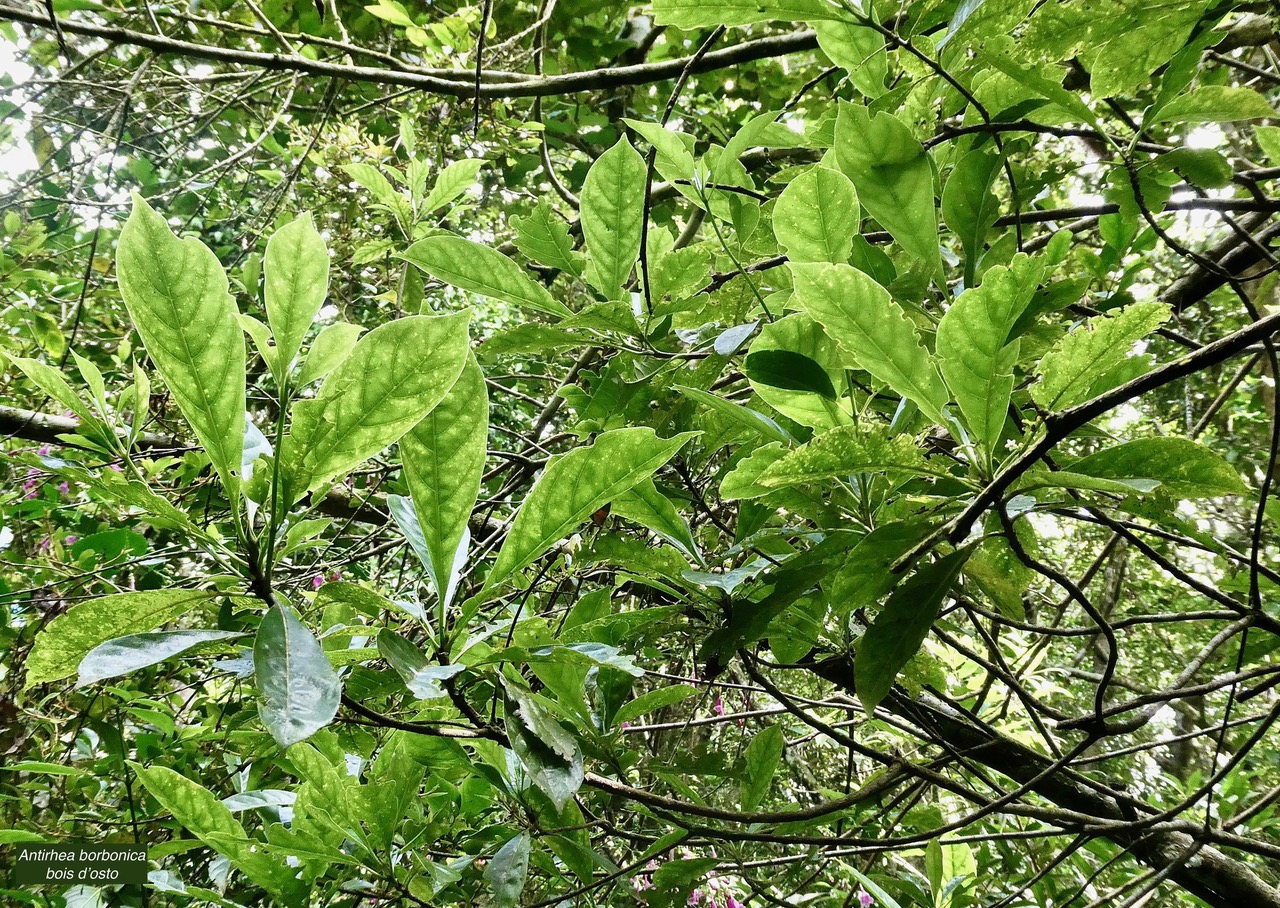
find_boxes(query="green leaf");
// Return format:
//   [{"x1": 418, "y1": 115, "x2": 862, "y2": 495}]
[
  {"x1": 624, "y1": 119, "x2": 697, "y2": 181},
  {"x1": 297, "y1": 322, "x2": 364, "y2": 386},
  {"x1": 376, "y1": 629, "x2": 464, "y2": 699},
  {"x1": 130, "y1": 764, "x2": 306, "y2": 902},
  {"x1": 792, "y1": 263, "x2": 949, "y2": 424},
  {"x1": 116, "y1": 193, "x2": 245, "y2": 493},
  {"x1": 814, "y1": 19, "x2": 887, "y2": 98},
  {"x1": 253, "y1": 604, "x2": 342, "y2": 748},
  {"x1": 264, "y1": 214, "x2": 329, "y2": 379},
  {"x1": 25, "y1": 590, "x2": 215, "y2": 688},
  {"x1": 1159, "y1": 148, "x2": 1234, "y2": 189},
  {"x1": 5, "y1": 354, "x2": 98, "y2": 426},
  {"x1": 675, "y1": 385, "x2": 790, "y2": 443},
  {"x1": 1067, "y1": 438, "x2": 1247, "y2": 499},
  {"x1": 747, "y1": 313, "x2": 850, "y2": 429},
  {"x1": 942, "y1": 149, "x2": 1002, "y2": 282},
  {"x1": 421, "y1": 158, "x2": 483, "y2": 213},
  {"x1": 831, "y1": 521, "x2": 933, "y2": 616},
  {"x1": 503, "y1": 681, "x2": 583, "y2": 811},
  {"x1": 400, "y1": 235, "x2": 571, "y2": 318},
  {"x1": 833, "y1": 102, "x2": 939, "y2": 267},
  {"x1": 741, "y1": 724, "x2": 784, "y2": 810},
  {"x1": 720, "y1": 442, "x2": 788, "y2": 500},
  {"x1": 512, "y1": 199, "x2": 581, "y2": 275},
  {"x1": 652, "y1": 0, "x2": 843, "y2": 27},
  {"x1": 613, "y1": 478, "x2": 701, "y2": 562},
  {"x1": 758, "y1": 424, "x2": 934, "y2": 487},
  {"x1": 282, "y1": 312, "x2": 471, "y2": 502},
  {"x1": 855, "y1": 547, "x2": 971, "y2": 713},
  {"x1": 484, "y1": 833, "x2": 531, "y2": 908},
  {"x1": 744, "y1": 349, "x2": 839, "y2": 399},
  {"x1": 78, "y1": 629, "x2": 241, "y2": 686},
  {"x1": 1031, "y1": 302, "x2": 1170, "y2": 410},
  {"x1": 773, "y1": 165, "x2": 858, "y2": 264},
  {"x1": 581, "y1": 136, "x2": 647, "y2": 300},
  {"x1": 613, "y1": 684, "x2": 699, "y2": 725},
  {"x1": 1151, "y1": 87, "x2": 1275, "y2": 124},
  {"x1": 400, "y1": 355, "x2": 488, "y2": 608},
  {"x1": 936, "y1": 255, "x2": 1042, "y2": 449},
  {"x1": 483, "y1": 428, "x2": 696, "y2": 592},
  {"x1": 1256, "y1": 125, "x2": 1280, "y2": 166}
]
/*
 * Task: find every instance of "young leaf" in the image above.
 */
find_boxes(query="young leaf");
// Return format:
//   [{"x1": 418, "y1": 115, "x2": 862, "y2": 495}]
[
  {"x1": 400, "y1": 235, "x2": 571, "y2": 318},
  {"x1": 512, "y1": 199, "x2": 581, "y2": 275},
  {"x1": 1151, "y1": 87, "x2": 1276, "y2": 124},
  {"x1": 651, "y1": 0, "x2": 842, "y2": 27},
  {"x1": 773, "y1": 165, "x2": 858, "y2": 264},
  {"x1": 388, "y1": 493, "x2": 469, "y2": 613},
  {"x1": 421, "y1": 158, "x2": 484, "y2": 214},
  {"x1": 612, "y1": 477, "x2": 701, "y2": 562},
  {"x1": 792, "y1": 263, "x2": 948, "y2": 424},
  {"x1": 298, "y1": 322, "x2": 363, "y2": 386},
  {"x1": 1031, "y1": 302, "x2": 1170, "y2": 410},
  {"x1": 130, "y1": 764, "x2": 307, "y2": 902},
  {"x1": 253, "y1": 604, "x2": 342, "y2": 748},
  {"x1": 483, "y1": 428, "x2": 696, "y2": 592},
  {"x1": 376, "y1": 629, "x2": 465, "y2": 699},
  {"x1": 936, "y1": 255, "x2": 1043, "y2": 450},
  {"x1": 581, "y1": 136, "x2": 646, "y2": 300},
  {"x1": 855, "y1": 547, "x2": 971, "y2": 713},
  {"x1": 116, "y1": 193, "x2": 245, "y2": 493},
  {"x1": 78, "y1": 629, "x2": 241, "y2": 686},
  {"x1": 833, "y1": 102, "x2": 939, "y2": 268},
  {"x1": 1067, "y1": 438, "x2": 1247, "y2": 499},
  {"x1": 282, "y1": 312, "x2": 471, "y2": 502},
  {"x1": 25, "y1": 590, "x2": 215, "y2": 688},
  {"x1": 758, "y1": 424, "x2": 934, "y2": 487},
  {"x1": 264, "y1": 214, "x2": 330, "y2": 377},
  {"x1": 814, "y1": 19, "x2": 887, "y2": 98},
  {"x1": 941, "y1": 149, "x2": 1002, "y2": 283},
  {"x1": 399, "y1": 355, "x2": 488, "y2": 609},
  {"x1": 484, "y1": 833, "x2": 532, "y2": 908},
  {"x1": 741, "y1": 724, "x2": 784, "y2": 810}
]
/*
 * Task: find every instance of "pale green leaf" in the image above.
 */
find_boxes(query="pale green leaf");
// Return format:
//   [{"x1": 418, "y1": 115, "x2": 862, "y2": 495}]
[
  {"x1": 759, "y1": 424, "x2": 934, "y2": 487},
  {"x1": 298, "y1": 322, "x2": 364, "y2": 386},
  {"x1": 741, "y1": 724, "x2": 784, "y2": 810},
  {"x1": 814, "y1": 19, "x2": 887, "y2": 97},
  {"x1": 613, "y1": 477, "x2": 700, "y2": 562},
  {"x1": 1031, "y1": 302, "x2": 1170, "y2": 410},
  {"x1": 582, "y1": 136, "x2": 647, "y2": 300},
  {"x1": 253, "y1": 604, "x2": 342, "y2": 748},
  {"x1": 264, "y1": 214, "x2": 330, "y2": 376},
  {"x1": 78, "y1": 629, "x2": 241, "y2": 686},
  {"x1": 400, "y1": 235, "x2": 571, "y2": 317},
  {"x1": 652, "y1": 0, "x2": 843, "y2": 28},
  {"x1": 1152, "y1": 86, "x2": 1276, "y2": 124},
  {"x1": 421, "y1": 158, "x2": 483, "y2": 213},
  {"x1": 773, "y1": 165, "x2": 858, "y2": 264},
  {"x1": 1067, "y1": 438, "x2": 1247, "y2": 499},
  {"x1": 512, "y1": 200, "x2": 581, "y2": 276},
  {"x1": 747, "y1": 313, "x2": 851, "y2": 430}
]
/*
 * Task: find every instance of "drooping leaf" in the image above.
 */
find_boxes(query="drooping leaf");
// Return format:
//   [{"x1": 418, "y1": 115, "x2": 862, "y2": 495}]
[
  {"x1": 773, "y1": 165, "x2": 858, "y2": 264},
  {"x1": 675, "y1": 385, "x2": 790, "y2": 443},
  {"x1": 78, "y1": 629, "x2": 241, "y2": 686},
  {"x1": 483, "y1": 428, "x2": 696, "y2": 592},
  {"x1": 253, "y1": 604, "x2": 342, "y2": 748},
  {"x1": 613, "y1": 478, "x2": 701, "y2": 562},
  {"x1": 652, "y1": 0, "x2": 843, "y2": 27},
  {"x1": 116, "y1": 193, "x2": 245, "y2": 492},
  {"x1": 942, "y1": 149, "x2": 1002, "y2": 283},
  {"x1": 759, "y1": 424, "x2": 934, "y2": 487},
  {"x1": 1152, "y1": 86, "x2": 1276, "y2": 124},
  {"x1": 1067, "y1": 438, "x2": 1247, "y2": 499},
  {"x1": 281, "y1": 312, "x2": 471, "y2": 503},
  {"x1": 484, "y1": 833, "x2": 532, "y2": 908},
  {"x1": 830, "y1": 522, "x2": 933, "y2": 615},
  {"x1": 503, "y1": 681, "x2": 584, "y2": 811},
  {"x1": 936, "y1": 255, "x2": 1043, "y2": 449},
  {"x1": 581, "y1": 136, "x2": 647, "y2": 300},
  {"x1": 264, "y1": 214, "x2": 329, "y2": 378},
  {"x1": 741, "y1": 724, "x2": 784, "y2": 810},
  {"x1": 744, "y1": 349, "x2": 839, "y2": 400},
  {"x1": 400, "y1": 235, "x2": 571, "y2": 318},
  {"x1": 792, "y1": 263, "x2": 948, "y2": 424},
  {"x1": 130, "y1": 764, "x2": 307, "y2": 902},
  {"x1": 376, "y1": 629, "x2": 465, "y2": 700},
  {"x1": 855, "y1": 547, "x2": 971, "y2": 712},
  {"x1": 1031, "y1": 302, "x2": 1170, "y2": 410},
  {"x1": 833, "y1": 102, "x2": 939, "y2": 268},
  {"x1": 25, "y1": 590, "x2": 215, "y2": 688}
]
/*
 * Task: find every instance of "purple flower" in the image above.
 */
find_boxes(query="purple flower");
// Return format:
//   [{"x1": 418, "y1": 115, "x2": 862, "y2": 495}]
[
  {"x1": 726, "y1": 896, "x2": 743, "y2": 908},
  {"x1": 36, "y1": 536, "x2": 51, "y2": 554},
  {"x1": 312, "y1": 575, "x2": 325, "y2": 591},
  {"x1": 713, "y1": 695, "x2": 725, "y2": 717},
  {"x1": 65, "y1": 536, "x2": 78, "y2": 545},
  {"x1": 689, "y1": 890, "x2": 702, "y2": 905},
  {"x1": 857, "y1": 890, "x2": 874, "y2": 908},
  {"x1": 36, "y1": 445, "x2": 50, "y2": 456},
  {"x1": 56, "y1": 482, "x2": 70, "y2": 495}
]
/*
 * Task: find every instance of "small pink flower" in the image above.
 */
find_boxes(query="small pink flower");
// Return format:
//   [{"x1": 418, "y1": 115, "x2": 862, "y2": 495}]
[
  {"x1": 329, "y1": 571, "x2": 341, "y2": 582},
  {"x1": 620, "y1": 721, "x2": 631, "y2": 729},
  {"x1": 689, "y1": 890, "x2": 702, "y2": 905},
  {"x1": 37, "y1": 445, "x2": 50, "y2": 456},
  {"x1": 65, "y1": 536, "x2": 78, "y2": 545},
  {"x1": 857, "y1": 890, "x2": 873, "y2": 908},
  {"x1": 108, "y1": 463, "x2": 123, "y2": 472},
  {"x1": 713, "y1": 695, "x2": 725, "y2": 717},
  {"x1": 726, "y1": 896, "x2": 743, "y2": 908},
  {"x1": 312, "y1": 575, "x2": 325, "y2": 591},
  {"x1": 56, "y1": 482, "x2": 70, "y2": 495},
  {"x1": 36, "y1": 536, "x2": 51, "y2": 554}
]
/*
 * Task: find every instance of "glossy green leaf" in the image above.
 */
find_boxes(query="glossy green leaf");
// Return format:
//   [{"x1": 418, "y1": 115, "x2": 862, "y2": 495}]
[
  {"x1": 130, "y1": 764, "x2": 306, "y2": 901},
  {"x1": 253, "y1": 604, "x2": 342, "y2": 748},
  {"x1": 1067, "y1": 438, "x2": 1247, "y2": 499},
  {"x1": 78, "y1": 629, "x2": 241, "y2": 686},
  {"x1": 758, "y1": 424, "x2": 933, "y2": 487},
  {"x1": 400, "y1": 235, "x2": 571, "y2": 318},
  {"x1": 264, "y1": 214, "x2": 329, "y2": 379},
  {"x1": 282, "y1": 312, "x2": 471, "y2": 502},
  {"x1": 484, "y1": 428, "x2": 696, "y2": 592},
  {"x1": 400, "y1": 355, "x2": 488, "y2": 608},
  {"x1": 831, "y1": 522, "x2": 933, "y2": 615},
  {"x1": 741, "y1": 724, "x2": 784, "y2": 810},
  {"x1": 773, "y1": 165, "x2": 858, "y2": 264},
  {"x1": 792, "y1": 262, "x2": 948, "y2": 424},
  {"x1": 376, "y1": 629, "x2": 464, "y2": 699},
  {"x1": 855, "y1": 547, "x2": 970, "y2": 713},
  {"x1": 581, "y1": 136, "x2": 646, "y2": 300},
  {"x1": 1031, "y1": 302, "x2": 1170, "y2": 410},
  {"x1": 833, "y1": 102, "x2": 939, "y2": 267},
  {"x1": 652, "y1": 0, "x2": 842, "y2": 27},
  {"x1": 503, "y1": 681, "x2": 583, "y2": 811},
  {"x1": 936, "y1": 255, "x2": 1042, "y2": 449},
  {"x1": 512, "y1": 199, "x2": 581, "y2": 275},
  {"x1": 25, "y1": 590, "x2": 215, "y2": 688},
  {"x1": 719, "y1": 442, "x2": 788, "y2": 500},
  {"x1": 116, "y1": 193, "x2": 245, "y2": 492},
  {"x1": 297, "y1": 321, "x2": 363, "y2": 386},
  {"x1": 747, "y1": 313, "x2": 850, "y2": 429},
  {"x1": 1151, "y1": 87, "x2": 1275, "y2": 124},
  {"x1": 484, "y1": 833, "x2": 531, "y2": 908},
  {"x1": 613, "y1": 477, "x2": 700, "y2": 562}
]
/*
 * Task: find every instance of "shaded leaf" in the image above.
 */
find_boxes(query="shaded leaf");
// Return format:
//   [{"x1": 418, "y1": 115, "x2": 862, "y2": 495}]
[
  {"x1": 253, "y1": 604, "x2": 342, "y2": 748},
  {"x1": 78, "y1": 629, "x2": 241, "y2": 686}
]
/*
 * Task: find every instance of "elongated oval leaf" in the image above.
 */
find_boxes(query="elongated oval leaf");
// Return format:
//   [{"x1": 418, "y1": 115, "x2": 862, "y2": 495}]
[
  {"x1": 652, "y1": 0, "x2": 843, "y2": 27},
  {"x1": 253, "y1": 604, "x2": 342, "y2": 748},
  {"x1": 264, "y1": 213, "x2": 330, "y2": 377},
  {"x1": 855, "y1": 547, "x2": 971, "y2": 713},
  {"x1": 581, "y1": 136, "x2": 646, "y2": 300},
  {"x1": 1032, "y1": 302, "x2": 1170, "y2": 410},
  {"x1": 400, "y1": 355, "x2": 488, "y2": 608},
  {"x1": 116, "y1": 193, "x2": 245, "y2": 492},
  {"x1": 1067, "y1": 438, "x2": 1247, "y2": 499},
  {"x1": 741, "y1": 724, "x2": 784, "y2": 810},
  {"x1": 282, "y1": 312, "x2": 471, "y2": 502},
  {"x1": 78, "y1": 629, "x2": 241, "y2": 686},
  {"x1": 25, "y1": 590, "x2": 215, "y2": 688},
  {"x1": 759, "y1": 425, "x2": 934, "y2": 487},
  {"x1": 298, "y1": 321, "x2": 363, "y2": 386},
  {"x1": 773, "y1": 165, "x2": 858, "y2": 264},
  {"x1": 484, "y1": 428, "x2": 696, "y2": 592},
  {"x1": 400, "y1": 235, "x2": 571, "y2": 318},
  {"x1": 744, "y1": 349, "x2": 839, "y2": 399},
  {"x1": 792, "y1": 262, "x2": 949, "y2": 424},
  {"x1": 484, "y1": 833, "x2": 532, "y2": 908}
]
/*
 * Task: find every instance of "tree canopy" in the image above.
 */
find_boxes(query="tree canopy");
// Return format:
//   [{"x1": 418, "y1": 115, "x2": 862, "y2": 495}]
[{"x1": 3, "y1": 1, "x2": 1280, "y2": 906}]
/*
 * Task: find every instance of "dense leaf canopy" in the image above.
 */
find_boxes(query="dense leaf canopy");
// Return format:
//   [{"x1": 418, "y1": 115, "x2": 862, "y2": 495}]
[{"x1": 3, "y1": 1, "x2": 1280, "y2": 907}]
